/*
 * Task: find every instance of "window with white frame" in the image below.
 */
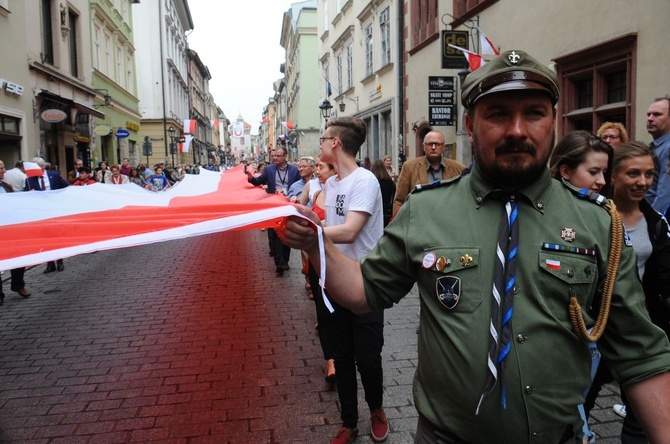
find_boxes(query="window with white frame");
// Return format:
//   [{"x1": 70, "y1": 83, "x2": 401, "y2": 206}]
[
  {"x1": 336, "y1": 52, "x2": 343, "y2": 95},
  {"x1": 116, "y1": 45, "x2": 123, "y2": 86},
  {"x1": 126, "y1": 54, "x2": 134, "y2": 94},
  {"x1": 93, "y1": 24, "x2": 101, "y2": 70},
  {"x1": 346, "y1": 43, "x2": 353, "y2": 90},
  {"x1": 103, "y1": 32, "x2": 112, "y2": 76},
  {"x1": 364, "y1": 24, "x2": 373, "y2": 77},
  {"x1": 380, "y1": 7, "x2": 391, "y2": 66},
  {"x1": 323, "y1": 0, "x2": 328, "y2": 32},
  {"x1": 322, "y1": 62, "x2": 330, "y2": 96},
  {"x1": 69, "y1": 10, "x2": 79, "y2": 78}
]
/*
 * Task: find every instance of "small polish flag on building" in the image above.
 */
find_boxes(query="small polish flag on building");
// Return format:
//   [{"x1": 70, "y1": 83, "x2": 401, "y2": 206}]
[
  {"x1": 183, "y1": 119, "x2": 197, "y2": 134},
  {"x1": 447, "y1": 44, "x2": 485, "y2": 71},
  {"x1": 545, "y1": 259, "x2": 561, "y2": 270},
  {"x1": 477, "y1": 27, "x2": 500, "y2": 56},
  {"x1": 23, "y1": 161, "x2": 43, "y2": 178}
]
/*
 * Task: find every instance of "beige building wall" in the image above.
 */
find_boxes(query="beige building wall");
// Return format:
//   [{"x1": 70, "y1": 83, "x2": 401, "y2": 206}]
[{"x1": 0, "y1": 1, "x2": 32, "y2": 165}]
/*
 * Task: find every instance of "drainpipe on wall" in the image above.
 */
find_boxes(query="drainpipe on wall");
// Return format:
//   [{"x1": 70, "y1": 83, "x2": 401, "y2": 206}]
[{"x1": 396, "y1": 0, "x2": 405, "y2": 171}]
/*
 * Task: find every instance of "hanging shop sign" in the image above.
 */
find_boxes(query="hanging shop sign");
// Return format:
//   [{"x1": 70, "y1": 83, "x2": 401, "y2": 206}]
[
  {"x1": 125, "y1": 121, "x2": 140, "y2": 132},
  {"x1": 94, "y1": 125, "x2": 112, "y2": 136},
  {"x1": 40, "y1": 109, "x2": 67, "y2": 123},
  {"x1": 116, "y1": 128, "x2": 130, "y2": 138}
]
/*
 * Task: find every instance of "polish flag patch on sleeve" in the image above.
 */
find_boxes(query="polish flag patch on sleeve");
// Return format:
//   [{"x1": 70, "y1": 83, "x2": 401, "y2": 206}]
[{"x1": 545, "y1": 259, "x2": 561, "y2": 270}]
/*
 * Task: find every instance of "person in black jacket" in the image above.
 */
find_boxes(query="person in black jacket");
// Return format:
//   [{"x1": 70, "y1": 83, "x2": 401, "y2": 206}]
[
  {"x1": 370, "y1": 159, "x2": 396, "y2": 227},
  {"x1": 610, "y1": 141, "x2": 670, "y2": 443}
]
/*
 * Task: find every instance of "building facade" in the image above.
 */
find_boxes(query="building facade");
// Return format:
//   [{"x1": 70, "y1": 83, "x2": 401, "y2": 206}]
[
  {"x1": 90, "y1": 0, "x2": 141, "y2": 168},
  {"x1": 317, "y1": 0, "x2": 401, "y2": 166},
  {"x1": 133, "y1": 0, "x2": 192, "y2": 167},
  {"x1": 28, "y1": 0, "x2": 102, "y2": 176},
  {"x1": 0, "y1": 1, "x2": 32, "y2": 167},
  {"x1": 186, "y1": 48, "x2": 211, "y2": 166},
  {"x1": 279, "y1": 0, "x2": 319, "y2": 161}
]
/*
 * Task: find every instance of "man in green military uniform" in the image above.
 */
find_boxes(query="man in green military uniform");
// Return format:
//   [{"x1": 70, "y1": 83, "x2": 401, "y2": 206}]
[{"x1": 278, "y1": 50, "x2": 670, "y2": 443}]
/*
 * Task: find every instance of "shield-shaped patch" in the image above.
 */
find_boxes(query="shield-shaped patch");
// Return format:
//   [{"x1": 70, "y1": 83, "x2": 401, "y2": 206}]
[{"x1": 435, "y1": 276, "x2": 461, "y2": 309}]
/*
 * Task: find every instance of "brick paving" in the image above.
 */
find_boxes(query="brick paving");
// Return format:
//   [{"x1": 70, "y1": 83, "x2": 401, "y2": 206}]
[{"x1": 0, "y1": 230, "x2": 624, "y2": 443}]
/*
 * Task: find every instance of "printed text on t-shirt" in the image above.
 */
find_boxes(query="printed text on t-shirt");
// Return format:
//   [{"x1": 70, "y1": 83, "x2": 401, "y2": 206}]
[{"x1": 336, "y1": 194, "x2": 345, "y2": 216}]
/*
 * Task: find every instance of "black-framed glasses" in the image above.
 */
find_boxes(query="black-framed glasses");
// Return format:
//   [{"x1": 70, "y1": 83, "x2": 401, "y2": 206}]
[
  {"x1": 601, "y1": 135, "x2": 620, "y2": 141},
  {"x1": 319, "y1": 137, "x2": 335, "y2": 145}
]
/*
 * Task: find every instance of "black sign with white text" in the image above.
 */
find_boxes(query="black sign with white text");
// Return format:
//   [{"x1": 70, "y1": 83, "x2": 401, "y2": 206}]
[{"x1": 428, "y1": 76, "x2": 455, "y2": 126}]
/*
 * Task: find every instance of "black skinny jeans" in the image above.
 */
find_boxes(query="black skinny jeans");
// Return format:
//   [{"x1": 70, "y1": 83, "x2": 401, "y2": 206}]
[{"x1": 326, "y1": 296, "x2": 385, "y2": 428}]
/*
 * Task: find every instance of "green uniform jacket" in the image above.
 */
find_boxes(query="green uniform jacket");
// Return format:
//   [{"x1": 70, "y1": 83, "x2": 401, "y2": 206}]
[{"x1": 361, "y1": 165, "x2": 670, "y2": 443}]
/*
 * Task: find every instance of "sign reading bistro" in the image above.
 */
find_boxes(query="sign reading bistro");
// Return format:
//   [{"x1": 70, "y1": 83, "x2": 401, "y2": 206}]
[{"x1": 40, "y1": 109, "x2": 67, "y2": 123}]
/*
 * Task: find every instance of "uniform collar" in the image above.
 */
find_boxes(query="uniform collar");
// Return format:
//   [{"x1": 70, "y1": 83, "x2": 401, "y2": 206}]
[{"x1": 468, "y1": 163, "x2": 552, "y2": 213}]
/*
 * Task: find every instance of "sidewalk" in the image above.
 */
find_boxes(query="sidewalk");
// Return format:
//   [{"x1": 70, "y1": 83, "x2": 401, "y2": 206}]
[{"x1": 0, "y1": 230, "x2": 623, "y2": 443}]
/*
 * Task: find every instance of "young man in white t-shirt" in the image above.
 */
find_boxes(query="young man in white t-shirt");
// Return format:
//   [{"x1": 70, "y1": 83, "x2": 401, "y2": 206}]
[{"x1": 318, "y1": 117, "x2": 388, "y2": 444}]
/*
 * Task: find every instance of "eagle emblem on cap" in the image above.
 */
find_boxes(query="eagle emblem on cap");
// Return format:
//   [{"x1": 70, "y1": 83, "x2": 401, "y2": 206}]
[{"x1": 508, "y1": 51, "x2": 521, "y2": 64}]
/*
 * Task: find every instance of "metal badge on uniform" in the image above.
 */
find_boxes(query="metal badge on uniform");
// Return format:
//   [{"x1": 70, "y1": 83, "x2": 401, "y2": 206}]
[
  {"x1": 460, "y1": 254, "x2": 473, "y2": 267},
  {"x1": 422, "y1": 252, "x2": 437, "y2": 269},
  {"x1": 561, "y1": 228, "x2": 576, "y2": 242},
  {"x1": 436, "y1": 256, "x2": 449, "y2": 271},
  {"x1": 436, "y1": 276, "x2": 461, "y2": 309}
]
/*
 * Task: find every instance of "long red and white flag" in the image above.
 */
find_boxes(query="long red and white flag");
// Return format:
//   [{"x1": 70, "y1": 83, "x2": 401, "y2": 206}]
[{"x1": 0, "y1": 166, "x2": 303, "y2": 270}]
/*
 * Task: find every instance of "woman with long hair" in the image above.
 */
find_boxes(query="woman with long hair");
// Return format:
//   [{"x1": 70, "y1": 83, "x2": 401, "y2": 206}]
[
  {"x1": 300, "y1": 158, "x2": 339, "y2": 390},
  {"x1": 610, "y1": 142, "x2": 670, "y2": 443},
  {"x1": 549, "y1": 130, "x2": 613, "y2": 196},
  {"x1": 549, "y1": 131, "x2": 614, "y2": 444}
]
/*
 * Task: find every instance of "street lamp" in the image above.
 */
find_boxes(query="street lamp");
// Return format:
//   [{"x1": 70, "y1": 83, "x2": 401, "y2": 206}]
[
  {"x1": 338, "y1": 96, "x2": 359, "y2": 113},
  {"x1": 168, "y1": 125, "x2": 176, "y2": 167},
  {"x1": 319, "y1": 99, "x2": 333, "y2": 122}
]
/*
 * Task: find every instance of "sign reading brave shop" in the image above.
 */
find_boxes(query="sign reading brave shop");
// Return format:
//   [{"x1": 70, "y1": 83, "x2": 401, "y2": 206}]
[{"x1": 428, "y1": 76, "x2": 455, "y2": 126}]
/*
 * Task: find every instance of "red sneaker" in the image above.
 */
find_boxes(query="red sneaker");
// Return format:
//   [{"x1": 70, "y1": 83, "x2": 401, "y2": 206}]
[
  {"x1": 370, "y1": 408, "x2": 389, "y2": 442},
  {"x1": 330, "y1": 426, "x2": 358, "y2": 444}
]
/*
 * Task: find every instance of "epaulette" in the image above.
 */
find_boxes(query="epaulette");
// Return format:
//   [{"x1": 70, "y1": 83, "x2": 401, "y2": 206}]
[
  {"x1": 410, "y1": 168, "x2": 469, "y2": 195},
  {"x1": 561, "y1": 179, "x2": 608, "y2": 207}
]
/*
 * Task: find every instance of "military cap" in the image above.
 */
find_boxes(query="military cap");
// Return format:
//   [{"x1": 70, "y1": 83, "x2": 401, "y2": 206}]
[{"x1": 461, "y1": 50, "x2": 559, "y2": 109}]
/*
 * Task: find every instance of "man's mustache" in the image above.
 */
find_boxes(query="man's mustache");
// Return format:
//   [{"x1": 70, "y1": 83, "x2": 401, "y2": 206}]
[{"x1": 495, "y1": 141, "x2": 537, "y2": 156}]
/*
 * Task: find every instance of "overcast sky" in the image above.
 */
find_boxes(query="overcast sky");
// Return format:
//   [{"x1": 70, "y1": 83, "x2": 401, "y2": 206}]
[{"x1": 187, "y1": 0, "x2": 296, "y2": 134}]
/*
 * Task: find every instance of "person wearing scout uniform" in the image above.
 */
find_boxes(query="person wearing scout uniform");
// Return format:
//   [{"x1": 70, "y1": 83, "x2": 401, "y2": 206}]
[{"x1": 278, "y1": 50, "x2": 670, "y2": 443}]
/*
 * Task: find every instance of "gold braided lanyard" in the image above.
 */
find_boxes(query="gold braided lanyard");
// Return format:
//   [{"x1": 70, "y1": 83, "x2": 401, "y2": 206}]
[{"x1": 569, "y1": 199, "x2": 623, "y2": 342}]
